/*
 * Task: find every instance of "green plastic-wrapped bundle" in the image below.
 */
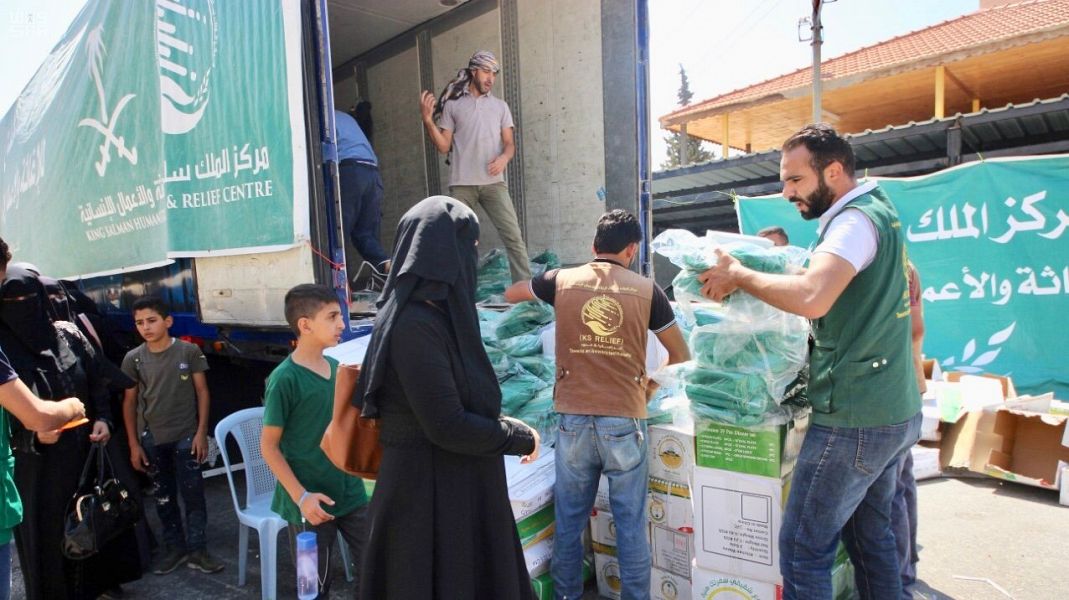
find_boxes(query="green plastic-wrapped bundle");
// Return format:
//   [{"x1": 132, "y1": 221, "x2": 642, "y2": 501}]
[
  {"x1": 499, "y1": 364, "x2": 549, "y2": 415},
  {"x1": 530, "y1": 250, "x2": 561, "y2": 277},
  {"x1": 671, "y1": 268, "x2": 706, "y2": 300},
  {"x1": 475, "y1": 249, "x2": 511, "y2": 302},
  {"x1": 484, "y1": 345, "x2": 512, "y2": 378},
  {"x1": 512, "y1": 386, "x2": 559, "y2": 447},
  {"x1": 497, "y1": 333, "x2": 543, "y2": 357},
  {"x1": 683, "y1": 366, "x2": 770, "y2": 416},
  {"x1": 478, "y1": 308, "x2": 503, "y2": 343},
  {"x1": 691, "y1": 327, "x2": 808, "y2": 376},
  {"x1": 729, "y1": 243, "x2": 791, "y2": 273},
  {"x1": 514, "y1": 354, "x2": 556, "y2": 382},
  {"x1": 495, "y1": 301, "x2": 555, "y2": 340}
]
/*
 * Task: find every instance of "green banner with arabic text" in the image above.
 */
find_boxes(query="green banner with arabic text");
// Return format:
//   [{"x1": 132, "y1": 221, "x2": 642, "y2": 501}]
[
  {"x1": 0, "y1": 0, "x2": 306, "y2": 278},
  {"x1": 736, "y1": 156, "x2": 1069, "y2": 398}
]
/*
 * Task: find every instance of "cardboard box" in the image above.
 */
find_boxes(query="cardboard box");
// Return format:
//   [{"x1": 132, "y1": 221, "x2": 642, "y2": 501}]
[
  {"x1": 523, "y1": 529, "x2": 554, "y2": 577},
  {"x1": 937, "y1": 382, "x2": 1005, "y2": 474},
  {"x1": 690, "y1": 567, "x2": 782, "y2": 600},
  {"x1": 517, "y1": 503, "x2": 555, "y2": 546},
  {"x1": 911, "y1": 444, "x2": 942, "y2": 481},
  {"x1": 919, "y1": 395, "x2": 941, "y2": 442},
  {"x1": 648, "y1": 477, "x2": 694, "y2": 531},
  {"x1": 530, "y1": 558, "x2": 592, "y2": 600},
  {"x1": 692, "y1": 467, "x2": 790, "y2": 583},
  {"x1": 595, "y1": 475, "x2": 611, "y2": 511},
  {"x1": 1060, "y1": 466, "x2": 1069, "y2": 507},
  {"x1": 651, "y1": 566, "x2": 691, "y2": 600},
  {"x1": 650, "y1": 423, "x2": 697, "y2": 482},
  {"x1": 983, "y1": 395, "x2": 1069, "y2": 490},
  {"x1": 595, "y1": 551, "x2": 622, "y2": 600},
  {"x1": 590, "y1": 508, "x2": 617, "y2": 547},
  {"x1": 504, "y1": 449, "x2": 556, "y2": 521},
  {"x1": 651, "y1": 524, "x2": 693, "y2": 578},
  {"x1": 694, "y1": 412, "x2": 808, "y2": 480},
  {"x1": 945, "y1": 371, "x2": 1016, "y2": 400}
]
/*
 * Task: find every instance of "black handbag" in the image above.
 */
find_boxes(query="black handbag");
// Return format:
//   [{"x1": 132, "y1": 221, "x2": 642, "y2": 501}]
[{"x1": 62, "y1": 441, "x2": 141, "y2": 560}]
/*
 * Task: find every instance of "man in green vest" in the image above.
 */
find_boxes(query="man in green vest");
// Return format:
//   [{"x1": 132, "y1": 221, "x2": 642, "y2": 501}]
[{"x1": 699, "y1": 124, "x2": 922, "y2": 600}]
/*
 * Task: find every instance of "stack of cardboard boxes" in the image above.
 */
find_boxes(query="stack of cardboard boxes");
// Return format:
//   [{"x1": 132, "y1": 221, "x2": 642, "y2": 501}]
[
  {"x1": 505, "y1": 449, "x2": 560, "y2": 599},
  {"x1": 636, "y1": 412, "x2": 858, "y2": 600},
  {"x1": 690, "y1": 413, "x2": 814, "y2": 599},
  {"x1": 646, "y1": 422, "x2": 697, "y2": 600}
]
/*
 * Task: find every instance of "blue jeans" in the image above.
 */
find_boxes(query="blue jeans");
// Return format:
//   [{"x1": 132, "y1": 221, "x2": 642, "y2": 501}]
[
  {"x1": 0, "y1": 540, "x2": 10, "y2": 600},
  {"x1": 552, "y1": 415, "x2": 649, "y2": 600},
  {"x1": 141, "y1": 431, "x2": 208, "y2": 551},
  {"x1": 892, "y1": 450, "x2": 918, "y2": 599},
  {"x1": 339, "y1": 161, "x2": 388, "y2": 269},
  {"x1": 779, "y1": 412, "x2": 922, "y2": 600}
]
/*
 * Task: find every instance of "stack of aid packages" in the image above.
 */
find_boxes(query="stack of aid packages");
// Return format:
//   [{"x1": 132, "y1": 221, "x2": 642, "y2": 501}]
[{"x1": 609, "y1": 229, "x2": 857, "y2": 600}]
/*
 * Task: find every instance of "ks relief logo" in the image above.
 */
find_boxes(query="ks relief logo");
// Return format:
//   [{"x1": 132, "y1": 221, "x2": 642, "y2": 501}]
[
  {"x1": 581, "y1": 295, "x2": 624, "y2": 337},
  {"x1": 658, "y1": 575, "x2": 679, "y2": 600},
  {"x1": 156, "y1": 0, "x2": 218, "y2": 135},
  {"x1": 601, "y1": 560, "x2": 622, "y2": 594},
  {"x1": 656, "y1": 436, "x2": 686, "y2": 471},
  {"x1": 79, "y1": 25, "x2": 138, "y2": 176}
]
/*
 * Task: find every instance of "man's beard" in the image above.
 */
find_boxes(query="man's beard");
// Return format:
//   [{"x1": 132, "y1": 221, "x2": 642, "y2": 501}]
[{"x1": 790, "y1": 176, "x2": 836, "y2": 221}]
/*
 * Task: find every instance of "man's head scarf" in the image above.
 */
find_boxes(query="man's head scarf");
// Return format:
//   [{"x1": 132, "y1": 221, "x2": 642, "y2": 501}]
[
  {"x1": 432, "y1": 50, "x2": 501, "y2": 122},
  {"x1": 354, "y1": 196, "x2": 501, "y2": 420}
]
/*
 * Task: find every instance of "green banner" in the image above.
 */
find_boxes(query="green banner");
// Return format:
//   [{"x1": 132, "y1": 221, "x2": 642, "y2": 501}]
[
  {"x1": 0, "y1": 0, "x2": 306, "y2": 278},
  {"x1": 736, "y1": 156, "x2": 1069, "y2": 398}
]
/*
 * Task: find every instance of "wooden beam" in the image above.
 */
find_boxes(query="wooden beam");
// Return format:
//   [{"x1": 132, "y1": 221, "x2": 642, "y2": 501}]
[
  {"x1": 721, "y1": 114, "x2": 730, "y2": 158},
  {"x1": 935, "y1": 65, "x2": 946, "y2": 118}
]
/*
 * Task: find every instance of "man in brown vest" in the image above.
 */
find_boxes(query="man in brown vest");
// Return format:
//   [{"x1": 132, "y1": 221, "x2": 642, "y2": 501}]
[{"x1": 506, "y1": 209, "x2": 689, "y2": 600}]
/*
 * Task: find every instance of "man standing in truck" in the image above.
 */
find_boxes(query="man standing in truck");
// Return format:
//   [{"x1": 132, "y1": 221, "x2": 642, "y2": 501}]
[{"x1": 419, "y1": 50, "x2": 531, "y2": 282}]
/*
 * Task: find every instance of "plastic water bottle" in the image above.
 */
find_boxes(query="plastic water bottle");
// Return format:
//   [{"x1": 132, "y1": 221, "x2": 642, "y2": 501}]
[{"x1": 296, "y1": 531, "x2": 318, "y2": 600}]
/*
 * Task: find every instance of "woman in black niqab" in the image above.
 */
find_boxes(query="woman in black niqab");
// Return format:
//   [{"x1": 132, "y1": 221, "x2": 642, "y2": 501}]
[
  {"x1": 356, "y1": 197, "x2": 540, "y2": 600},
  {"x1": 0, "y1": 267, "x2": 142, "y2": 599}
]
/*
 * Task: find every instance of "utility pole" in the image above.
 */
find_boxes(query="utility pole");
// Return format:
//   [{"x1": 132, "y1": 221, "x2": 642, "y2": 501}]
[
  {"x1": 800, "y1": 0, "x2": 835, "y2": 124},
  {"x1": 811, "y1": 0, "x2": 823, "y2": 124}
]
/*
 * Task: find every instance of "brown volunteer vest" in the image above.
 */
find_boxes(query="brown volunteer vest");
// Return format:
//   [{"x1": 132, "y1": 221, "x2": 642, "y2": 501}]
[{"x1": 553, "y1": 261, "x2": 654, "y2": 418}]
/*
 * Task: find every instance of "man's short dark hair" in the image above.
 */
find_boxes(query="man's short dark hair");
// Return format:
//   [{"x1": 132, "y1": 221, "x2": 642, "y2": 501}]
[
  {"x1": 284, "y1": 284, "x2": 339, "y2": 335},
  {"x1": 0, "y1": 236, "x2": 10, "y2": 273},
  {"x1": 131, "y1": 296, "x2": 170, "y2": 319},
  {"x1": 757, "y1": 226, "x2": 789, "y2": 244},
  {"x1": 593, "y1": 209, "x2": 643, "y2": 254},
  {"x1": 782, "y1": 123, "x2": 855, "y2": 178}
]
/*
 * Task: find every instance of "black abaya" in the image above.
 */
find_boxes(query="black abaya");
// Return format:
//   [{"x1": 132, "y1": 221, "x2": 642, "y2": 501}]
[
  {"x1": 356, "y1": 197, "x2": 537, "y2": 599},
  {"x1": 360, "y1": 303, "x2": 536, "y2": 599}
]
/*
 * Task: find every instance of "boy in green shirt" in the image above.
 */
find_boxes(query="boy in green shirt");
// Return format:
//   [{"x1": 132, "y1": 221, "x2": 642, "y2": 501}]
[{"x1": 261, "y1": 284, "x2": 368, "y2": 598}]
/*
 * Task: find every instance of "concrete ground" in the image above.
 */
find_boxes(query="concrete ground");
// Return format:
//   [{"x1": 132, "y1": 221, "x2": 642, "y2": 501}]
[{"x1": 11, "y1": 471, "x2": 1067, "y2": 599}]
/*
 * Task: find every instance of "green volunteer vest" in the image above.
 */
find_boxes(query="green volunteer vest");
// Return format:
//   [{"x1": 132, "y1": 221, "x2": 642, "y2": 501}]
[{"x1": 808, "y1": 186, "x2": 920, "y2": 428}]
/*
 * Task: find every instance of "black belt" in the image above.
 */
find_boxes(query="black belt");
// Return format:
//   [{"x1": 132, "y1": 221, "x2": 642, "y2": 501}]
[{"x1": 340, "y1": 158, "x2": 377, "y2": 168}]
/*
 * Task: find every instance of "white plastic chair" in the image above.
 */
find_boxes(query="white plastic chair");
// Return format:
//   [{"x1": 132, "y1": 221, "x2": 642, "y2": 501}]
[{"x1": 215, "y1": 408, "x2": 355, "y2": 600}]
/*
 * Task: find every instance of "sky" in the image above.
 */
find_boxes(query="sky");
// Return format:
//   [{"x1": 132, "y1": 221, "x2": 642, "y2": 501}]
[{"x1": 1, "y1": 0, "x2": 979, "y2": 166}]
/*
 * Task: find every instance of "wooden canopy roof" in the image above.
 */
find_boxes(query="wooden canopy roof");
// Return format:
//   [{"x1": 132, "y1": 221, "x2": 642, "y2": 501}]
[{"x1": 660, "y1": 0, "x2": 1069, "y2": 154}]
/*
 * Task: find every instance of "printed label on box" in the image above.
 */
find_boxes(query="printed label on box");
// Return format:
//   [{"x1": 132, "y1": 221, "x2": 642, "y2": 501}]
[
  {"x1": 650, "y1": 566, "x2": 691, "y2": 600},
  {"x1": 691, "y1": 567, "x2": 782, "y2": 600},
  {"x1": 595, "y1": 552, "x2": 622, "y2": 600},
  {"x1": 648, "y1": 477, "x2": 694, "y2": 531},
  {"x1": 693, "y1": 467, "x2": 789, "y2": 582},
  {"x1": 695, "y1": 415, "x2": 807, "y2": 479},
  {"x1": 590, "y1": 509, "x2": 617, "y2": 546},
  {"x1": 649, "y1": 424, "x2": 696, "y2": 481},
  {"x1": 650, "y1": 524, "x2": 692, "y2": 578}
]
